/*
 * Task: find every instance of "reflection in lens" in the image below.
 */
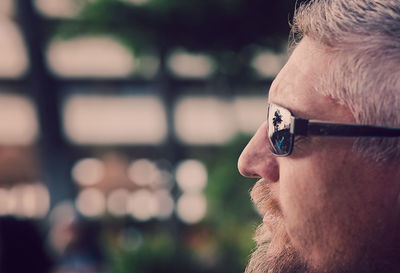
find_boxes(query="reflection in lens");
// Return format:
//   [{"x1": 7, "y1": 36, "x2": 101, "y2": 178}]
[
  {"x1": 271, "y1": 128, "x2": 291, "y2": 154},
  {"x1": 268, "y1": 104, "x2": 292, "y2": 155}
]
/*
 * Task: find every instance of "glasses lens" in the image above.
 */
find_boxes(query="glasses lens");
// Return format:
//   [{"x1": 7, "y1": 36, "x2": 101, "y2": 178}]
[{"x1": 267, "y1": 104, "x2": 293, "y2": 155}]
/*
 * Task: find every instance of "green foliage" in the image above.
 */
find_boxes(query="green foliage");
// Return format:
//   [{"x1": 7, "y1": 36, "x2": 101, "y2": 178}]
[
  {"x1": 202, "y1": 135, "x2": 260, "y2": 272},
  {"x1": 57, "y1": 0, "x2": 297, "y2": 53},
  {"x1": 105, "y1": 227, "x2": 204, "y2": 273},
  {"x1": 205, "y1": 135, "x2": 258, "y2": 222}
]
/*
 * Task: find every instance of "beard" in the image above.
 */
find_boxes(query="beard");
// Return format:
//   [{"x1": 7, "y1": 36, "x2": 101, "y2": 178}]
[
  {"x1": 245, "y1": 179, "x2": 310, "y2": 273},
  {"x1": 245, "y1": 179, "x2": 400, "y2": 273},
  {"x1": 245, "y1": 223, "x2": 309, "y2": 273}
]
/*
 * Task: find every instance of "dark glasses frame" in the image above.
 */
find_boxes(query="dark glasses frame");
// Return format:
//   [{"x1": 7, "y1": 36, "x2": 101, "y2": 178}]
[{"x1": 267, "y1": 103, "x2": 400, "y2": 156}]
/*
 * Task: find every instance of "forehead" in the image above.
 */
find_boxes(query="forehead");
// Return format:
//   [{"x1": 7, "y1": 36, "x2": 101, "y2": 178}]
[{"x1": 268, "y1": 38, "x2": 352, "y2": 122}]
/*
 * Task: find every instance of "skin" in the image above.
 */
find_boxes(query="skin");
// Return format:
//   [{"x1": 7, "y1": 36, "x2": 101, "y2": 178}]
[{"x1": 238, "y1": 38, "x2": 400, "y2": 272}]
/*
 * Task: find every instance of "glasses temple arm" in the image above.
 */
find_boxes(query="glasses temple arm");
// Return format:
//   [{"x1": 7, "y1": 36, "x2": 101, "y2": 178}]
[{"x1": 291, "y1": 117, "x2": 400, "y2": 137}]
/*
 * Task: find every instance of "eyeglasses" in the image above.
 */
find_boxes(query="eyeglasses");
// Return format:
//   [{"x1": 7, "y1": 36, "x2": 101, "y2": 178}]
[{"x1": 267, "y1": 103, "x2": 400, "y2": 156}]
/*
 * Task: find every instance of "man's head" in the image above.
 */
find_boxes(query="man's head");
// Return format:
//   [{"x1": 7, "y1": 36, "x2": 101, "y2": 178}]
[{"x1": 238, "y1": 1, "x2": 400, "y2": 273}]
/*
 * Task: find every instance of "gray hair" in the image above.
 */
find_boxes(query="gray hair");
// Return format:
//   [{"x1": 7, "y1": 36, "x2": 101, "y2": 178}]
[{"x1": 291, "y1": 0, "x2": 400, "y2": 162}]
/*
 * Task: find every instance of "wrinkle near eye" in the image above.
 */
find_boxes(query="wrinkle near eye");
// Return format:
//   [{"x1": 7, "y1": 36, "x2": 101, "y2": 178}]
[{"x1": 292, "y1": 136, "x2": 311, "y2": 156}]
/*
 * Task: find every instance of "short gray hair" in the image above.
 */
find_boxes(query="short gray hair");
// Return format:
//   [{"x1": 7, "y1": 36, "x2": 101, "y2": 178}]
[{"x1": 292, "y1": 0, "x2": 400, "y2": 162}]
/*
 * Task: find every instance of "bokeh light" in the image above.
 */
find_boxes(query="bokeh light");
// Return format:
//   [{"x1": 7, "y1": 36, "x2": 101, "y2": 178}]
[
  {"x1": 127, "y1": 189, "x2": 158, "y2": 221},
  {"x1": 76, "y1": 188, "x2": 106, "y2": 218},
  {"x1": 175, "y1": 159, "x2": 207, "y2": 193},
  {"x1": 72, "y1": 158, "x2": 105, "y2": 186},
  {"x1": 168, "y1": 49, "x2": 215, "y2": 78},
  {"x1": 9, "y1": 183, "x2": 50, "y2": 218},
  {"x1": 127, "y1": 159, "x2": 159, "y2": 186},
  {"x1": 176, "y1": 193, "x2": 207, "y2": 224},
  {"x1": 107, "y1": 188, "x2": 130, "y2": 217},
  {"x1": 154, "y1": 189, "x2": 174, "y2": 220}
]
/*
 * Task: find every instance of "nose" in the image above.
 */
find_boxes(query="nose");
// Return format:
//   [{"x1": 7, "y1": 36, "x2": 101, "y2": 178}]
[{"x1": 237, "y1": 122, "x2": 279, "y2": 181}]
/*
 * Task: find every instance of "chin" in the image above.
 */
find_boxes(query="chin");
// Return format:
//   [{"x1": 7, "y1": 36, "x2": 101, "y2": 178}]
[
  {"x1": 245, "y1": 222, "x2": 310, "y2": 273},
  {"x1": 246, "y1": 222, "x2": 400, "y2": 273}
]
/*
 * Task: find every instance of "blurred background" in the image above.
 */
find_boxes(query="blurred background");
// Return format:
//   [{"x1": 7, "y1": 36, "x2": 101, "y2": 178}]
[{"x1": 0, "y1": 0, "x2": 297, "y2": 272}]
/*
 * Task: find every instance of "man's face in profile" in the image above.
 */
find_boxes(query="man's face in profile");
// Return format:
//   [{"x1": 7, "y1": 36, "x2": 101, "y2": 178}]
[{"x1": 238, "y1": 38, "x2": 400, "y2": 273}]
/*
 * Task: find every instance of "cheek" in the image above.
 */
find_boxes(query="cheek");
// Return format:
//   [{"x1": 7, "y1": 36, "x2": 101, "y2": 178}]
[
  {"x1": 278, "y1": 155, "x2": 360, "y2": 265},
  {"x1": 279, "y1": 163, "x2": 326, "y2": 248}
]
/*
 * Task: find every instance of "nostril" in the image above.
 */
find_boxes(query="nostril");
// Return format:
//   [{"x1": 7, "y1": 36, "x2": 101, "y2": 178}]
[
  {"x1": 244, "y1": 172, "x2": 260, "y2": 178},
  {"x1": 238, "y1": 146, "x2": 280, "y2": 181}
]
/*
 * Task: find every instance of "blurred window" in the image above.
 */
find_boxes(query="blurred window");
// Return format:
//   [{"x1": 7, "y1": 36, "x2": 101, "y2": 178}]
[
  {"x1": 34, "y1": 0, "x2": 83, "y2": 18},
  {"x1": 47, "y1": 36, "x2": 136, "y2": 78},
  {"x1": 0, "y1": 19, "x2": 28, "y2": 78},
  {"x1": 0, "y1": 0, "x2": 14, "y2": 18},
  {"x1": 167, "y1": 49, "x2": 215, "y2": 79},
  {"x1": 233, "y1": 95, "x2": 266, "y2": 134},
  {"x1": 0, "y1": 94, "x2": 38, "y2": 145},
  {"x1": 252, "y1": 49, "x2": 287, "y2": 78},
  {"x1": 63, "y1": 94, "x2": 167, "y2": 145},
  {"x1": 174, "y1": 96, "x2": 237, "y2": 145}
]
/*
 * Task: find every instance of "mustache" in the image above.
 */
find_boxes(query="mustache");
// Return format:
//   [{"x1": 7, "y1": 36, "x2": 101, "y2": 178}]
[{"x1": 250, "y1": 179, "x2": 282, "y2": 218}]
